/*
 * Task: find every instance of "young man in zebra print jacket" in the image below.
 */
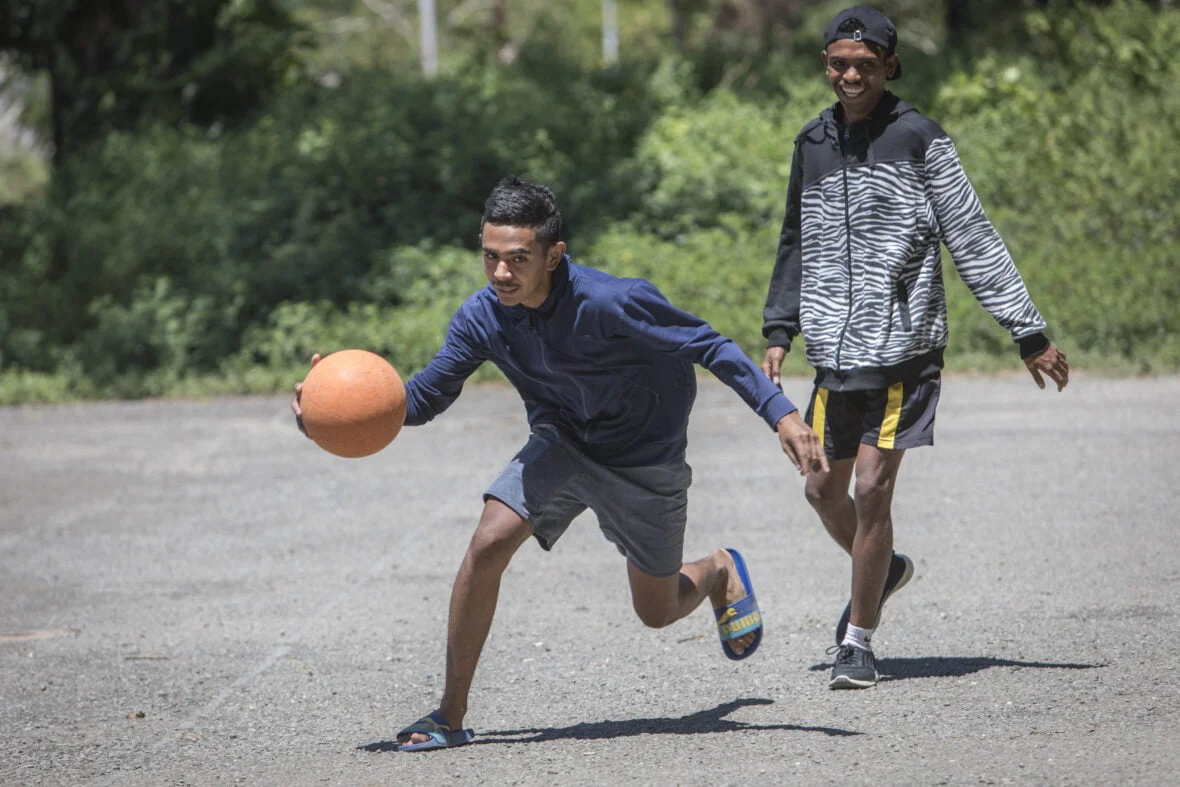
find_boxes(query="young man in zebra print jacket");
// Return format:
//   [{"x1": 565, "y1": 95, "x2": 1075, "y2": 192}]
[{"x1": 760, "y1": 6, "x2": 1070, "y2": 690}]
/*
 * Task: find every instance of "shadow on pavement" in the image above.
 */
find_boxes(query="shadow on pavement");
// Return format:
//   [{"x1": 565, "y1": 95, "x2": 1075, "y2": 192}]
[
  {"x1": 808, "y1": 655, "x2": 1104, "y2": 680},
  {"x1": 359, "y1": 697, "x2": 860, "y2": 752}
]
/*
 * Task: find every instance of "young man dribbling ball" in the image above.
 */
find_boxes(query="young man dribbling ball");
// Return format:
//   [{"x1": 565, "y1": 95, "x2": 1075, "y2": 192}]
[
  {"x1": 293, "y1": 177, "x2": 828, "y2": 750},
  {"x1": 761, "y1": 7, "x2": 1070, "y2": 690}
]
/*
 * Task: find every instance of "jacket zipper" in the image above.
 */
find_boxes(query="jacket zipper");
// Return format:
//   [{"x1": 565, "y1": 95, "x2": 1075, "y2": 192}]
[
  {"x1": 531, "y1": 314, "x2": 593, "y2": 442},
  {"x1": 834, "y1": 123, "x2": 854, "y2": 378}
]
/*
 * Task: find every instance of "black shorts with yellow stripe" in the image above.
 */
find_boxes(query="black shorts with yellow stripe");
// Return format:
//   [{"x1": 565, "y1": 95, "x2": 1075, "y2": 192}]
[{"x1": 805, "y1": 377, "x2": 941, "y2": 460}]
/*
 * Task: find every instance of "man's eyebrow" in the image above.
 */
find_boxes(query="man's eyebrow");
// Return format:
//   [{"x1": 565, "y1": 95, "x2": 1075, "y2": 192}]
[{"x1": 483, "y1": 247, "x2": 532, "y2": 255}]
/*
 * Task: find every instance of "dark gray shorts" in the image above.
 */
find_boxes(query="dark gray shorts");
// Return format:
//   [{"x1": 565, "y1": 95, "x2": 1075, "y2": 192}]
[{"x1": 484, "y1": 428, "x2": 692, "y2": 578}]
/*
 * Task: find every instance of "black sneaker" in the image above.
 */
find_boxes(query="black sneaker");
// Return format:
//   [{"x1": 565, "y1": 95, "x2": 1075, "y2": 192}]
[
  {"x1": 828, "y1": 644, "x2": 878, "y2": 689},
  {"x1": 834, "y1": 552, "x2": 914, "y2": 645}
]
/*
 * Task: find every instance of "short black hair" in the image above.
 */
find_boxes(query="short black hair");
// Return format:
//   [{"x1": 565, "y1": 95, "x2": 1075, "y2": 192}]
[{"x1": 481, "y1": 176, "x2": 563, "y2": 247}]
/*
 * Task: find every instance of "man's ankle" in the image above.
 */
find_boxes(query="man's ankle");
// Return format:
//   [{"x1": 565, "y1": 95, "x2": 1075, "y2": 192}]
[
  {"x1": 841, "y1": 623, "x2": 874, "y2": 651},
  {"x1": 438, "y1": 701, "x2": 467, "y2": 727}
]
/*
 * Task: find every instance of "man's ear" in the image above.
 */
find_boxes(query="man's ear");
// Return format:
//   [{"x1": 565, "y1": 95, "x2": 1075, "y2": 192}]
[
  {"x1": 886, "y1": 53, "x2": 899, "y2": 78},
  {"x1": 820, "y1": 49, "x2": 829, "y2": 68},
  {"x1": 547, "y1": 241, "x2": 566, "y2": 270}
]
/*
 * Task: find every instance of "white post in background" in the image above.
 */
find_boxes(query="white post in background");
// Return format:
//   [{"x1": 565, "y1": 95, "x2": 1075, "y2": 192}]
[
  {"x1": 602, "y1": 0, "x2": 619, "y2": 66},
  {"x1": 419, "y1": 0, "x2": 438, "y2": 77}
]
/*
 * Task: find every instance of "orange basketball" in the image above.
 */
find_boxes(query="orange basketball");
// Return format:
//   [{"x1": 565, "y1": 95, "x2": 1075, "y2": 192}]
[{"x1": 299, "y1": 350, "x2": 407, "y2": 458}]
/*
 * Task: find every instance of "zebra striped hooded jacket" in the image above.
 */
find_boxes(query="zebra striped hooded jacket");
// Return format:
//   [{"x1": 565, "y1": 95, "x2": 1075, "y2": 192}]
[{"x1": 762, "y1": 92, "x2": 1049, "y2": 391}]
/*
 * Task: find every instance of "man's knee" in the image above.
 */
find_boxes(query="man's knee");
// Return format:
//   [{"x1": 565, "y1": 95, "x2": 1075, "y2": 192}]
[
  {"x1": 629, "y1": 569, "x2": 681, "y2": 629},
  {"x1": 633, "y1": 602, "x2": 677, "y2": 629},
  {"x1": 805, "y1": 474, "x2": 846, "y2": 512},
  {"x1": 853, "y1": 470, "x2": 897, "y2": 523},
  {"x1": 466, "y1": 504, "x2": 530, "y2": 572},
  {"x1": 853, "y1": 446, "x2": 904, "y2": 510},
  {"x1": 853, "y1": 470, "x2": 895, "y2": 505}
]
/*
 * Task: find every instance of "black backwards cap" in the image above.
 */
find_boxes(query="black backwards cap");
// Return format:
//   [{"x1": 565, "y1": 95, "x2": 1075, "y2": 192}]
[{"x1": 824, "y1": 6, "x2": 902, "y2": 80}]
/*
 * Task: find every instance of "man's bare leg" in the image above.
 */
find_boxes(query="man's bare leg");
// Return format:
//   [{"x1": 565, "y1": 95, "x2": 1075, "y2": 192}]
[
  {"x1": 804, "y1": 457, "x2": 857, "y2": 554},
  {"x1": 848, "y1": 445, "x2": 906, "y2": 628},
  {"x1": 401, "y1": 499, "x2": 532, "y2": 746},
  {"x1": 626, "y1": 549, "x2": 757, "y2": 655}
]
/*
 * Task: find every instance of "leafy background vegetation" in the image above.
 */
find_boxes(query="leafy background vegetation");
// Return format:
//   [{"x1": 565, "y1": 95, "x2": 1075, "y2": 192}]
[{"x1": 0, "y1": 0, "x2": 1176, "y2": 404}]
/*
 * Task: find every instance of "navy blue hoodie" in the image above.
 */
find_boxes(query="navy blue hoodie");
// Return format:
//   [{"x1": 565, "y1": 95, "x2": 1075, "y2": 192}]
[{"x1": 405, "y1": 257, "x2": 797, "y2": 467}]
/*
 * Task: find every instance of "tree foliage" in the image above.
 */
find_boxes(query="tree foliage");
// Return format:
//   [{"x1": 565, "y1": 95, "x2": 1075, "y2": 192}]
[
  {"x1": 0, "y1": 0, "x2": 306, "y2": 163},
  {"x1": 0, "y1": 0, "x2": 1176, "y2": 404}
]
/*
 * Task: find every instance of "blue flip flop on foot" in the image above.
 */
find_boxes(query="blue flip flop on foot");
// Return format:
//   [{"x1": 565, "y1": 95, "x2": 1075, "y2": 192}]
[
  {"x1": 395, "y1": 711, "x2": 475, "y2": 752},
  {"x1": 713, "y1": 547, "x2": 763, "y2": 661}
]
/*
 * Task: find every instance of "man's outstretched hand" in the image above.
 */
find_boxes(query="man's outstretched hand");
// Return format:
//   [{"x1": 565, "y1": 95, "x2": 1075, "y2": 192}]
[
  {"x1": 777, "y1": 410, "x2": 829, "y2": 476},
  {"x1": 1025, "y1": 344, "x2": 1069, "y2": 392}
]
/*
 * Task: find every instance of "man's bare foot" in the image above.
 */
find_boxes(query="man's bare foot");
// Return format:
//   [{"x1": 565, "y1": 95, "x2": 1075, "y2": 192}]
[
  {"x1": 709, "y1": 548, "x2": 757, "y2": 656},
  {"x1": 401, "y1": 731, "x2": 431, "y2": 746},
  {"x1": 398, "y1": 707, "x2": 465, "y2": 748}
]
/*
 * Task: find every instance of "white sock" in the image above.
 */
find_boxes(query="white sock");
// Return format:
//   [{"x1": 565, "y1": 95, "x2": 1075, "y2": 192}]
[{"x1": 842, "y1": 624, "x2": 874, "y2": 651}]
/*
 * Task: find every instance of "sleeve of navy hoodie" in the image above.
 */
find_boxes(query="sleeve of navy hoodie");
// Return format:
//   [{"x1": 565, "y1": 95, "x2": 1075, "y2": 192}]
[
  {"x1": 403, "y1": 306, "x2": 490, "y2": 426},
  {"x1": 611, "y1": 280, "x2": 798, "y2": 430}
]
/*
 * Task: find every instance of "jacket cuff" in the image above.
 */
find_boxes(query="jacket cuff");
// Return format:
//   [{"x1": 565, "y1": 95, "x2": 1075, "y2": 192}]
[
  {"x1": 765, "y1": 392, "x2": 799, "y2": 431},
  {"x1": 765, "y1": 327, "x2": 793, "y2": 350},
  {"x1": 1017, "y1": 332, "x2": 1050, "y2": 359}
]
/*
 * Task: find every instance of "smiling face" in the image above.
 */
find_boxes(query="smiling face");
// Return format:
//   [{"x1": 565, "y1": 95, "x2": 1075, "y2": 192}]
[
  {"x1": 822, "y1": 39, "x2": 898, "y2": 124},
  {"x1": 480, "y1": 223, "x2": 565, "y2": 309}
]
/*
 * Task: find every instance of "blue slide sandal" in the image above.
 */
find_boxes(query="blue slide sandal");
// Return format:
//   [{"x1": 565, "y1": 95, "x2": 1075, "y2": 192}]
[
  {"x1": 395, "y1": 711, "x2": 475, "y2": 752},
  {"x1": 713, "y1": 548, "x2": 763, "y2": 661}
]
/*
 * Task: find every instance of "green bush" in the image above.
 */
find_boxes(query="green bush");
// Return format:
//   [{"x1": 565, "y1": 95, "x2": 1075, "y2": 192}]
[
  {"x1": 230, "y1": 243, "x2": 484, "y2": 371},
  {"x1": 0, "y1": 45, "x2": 669, "y2": 399},
  {"x1": 628, "y1": 85, "x2": 827, "y2": 236},
  {"x1": 933, "y1": 0, "x2": 1180, "y2": 368},
  {"x1": 0, "y1": 367, "x2": 86, "y2": 406}
]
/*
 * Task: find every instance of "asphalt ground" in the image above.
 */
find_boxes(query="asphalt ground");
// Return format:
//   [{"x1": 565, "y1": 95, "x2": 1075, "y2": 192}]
[{"x1": 2, "y1": 374, "x2": 1178, "y2": 786}]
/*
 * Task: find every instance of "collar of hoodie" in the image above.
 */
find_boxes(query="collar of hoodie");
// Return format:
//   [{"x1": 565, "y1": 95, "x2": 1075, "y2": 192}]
[
  {"x1": 498, "y1": 255, "x2": 573, "y2": 326},
  {"x1": 823, "y1": 91, "x2": 904, "y2": 143}
]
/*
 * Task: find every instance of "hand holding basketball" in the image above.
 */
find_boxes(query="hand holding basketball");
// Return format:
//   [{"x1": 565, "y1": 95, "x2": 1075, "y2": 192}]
[
  {"x1": 291, "y1": 350, "x2": 407, "y2": 458},
  {"x1": 290, "y1": 353, "x2": 322, "y2": 438}
]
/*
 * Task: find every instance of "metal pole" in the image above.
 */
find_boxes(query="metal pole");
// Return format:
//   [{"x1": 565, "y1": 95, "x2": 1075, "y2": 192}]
[
  {"x1": 602, "y1": 0, "x2": 619, "y2": 66},
  {"x1": 419, "y1": 0, "x2": 438, "y2": 77}
]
